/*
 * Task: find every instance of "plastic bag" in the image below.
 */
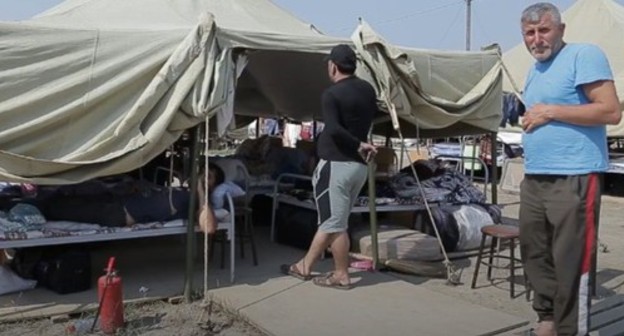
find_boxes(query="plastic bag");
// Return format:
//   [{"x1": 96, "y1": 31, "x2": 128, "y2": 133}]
[
  {"x1": 453, "y1": 204, "x2": 494, "y2": 251},
  {"x1": 0, "y1": 265, "x2": 37, "y2": 296}
]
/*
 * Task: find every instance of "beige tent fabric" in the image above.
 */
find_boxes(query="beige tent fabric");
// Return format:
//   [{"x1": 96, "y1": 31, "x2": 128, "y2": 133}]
[
  {"x1": 0, "y1": 0, "x2": 502, "y2": 184},
  {"x1": 502, "y1": 0, "x2": 624, "y2": 136},
  {"x1": 353, "y1": 22, "x2": 503, "y2": 138},
  {"x1": 0, "y1": 0, "x2": 341, "y2": 184},
  {"x1": 30, "y1": 0, "x2": 323, "y2": 35},
  {"x1": 0, "y1": 16, "x2": 222, "y2": 184}
]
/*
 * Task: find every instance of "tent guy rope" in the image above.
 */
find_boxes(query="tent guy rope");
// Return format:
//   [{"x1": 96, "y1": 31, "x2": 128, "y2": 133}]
[{"x1": 386, "y1": 99, "x2": 461, "y2": 286}]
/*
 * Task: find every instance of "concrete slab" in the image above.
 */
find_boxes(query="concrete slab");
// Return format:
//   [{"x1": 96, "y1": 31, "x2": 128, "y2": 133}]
[
  {"x1": 0, "y1": 226, "x2": 528, "y2": 335},
  {"x1": 234, "y1": 268, "x2": 527, "y2": 336}
]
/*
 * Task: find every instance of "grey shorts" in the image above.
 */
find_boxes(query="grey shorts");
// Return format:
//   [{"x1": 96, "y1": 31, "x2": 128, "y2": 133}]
[{"x1": 312, "y1": 159, "x2": 368, "y2": 233}]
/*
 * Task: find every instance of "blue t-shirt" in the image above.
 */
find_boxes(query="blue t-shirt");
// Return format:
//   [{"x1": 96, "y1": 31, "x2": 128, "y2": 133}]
[{"x1": 522, "y1": 43, "x2": 613, "y2": 175}]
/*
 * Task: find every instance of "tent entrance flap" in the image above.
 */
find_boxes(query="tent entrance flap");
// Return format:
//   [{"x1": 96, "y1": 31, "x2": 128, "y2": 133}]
[{"x1": 234, "y1": 50, "x2": 331, "y2": 121}]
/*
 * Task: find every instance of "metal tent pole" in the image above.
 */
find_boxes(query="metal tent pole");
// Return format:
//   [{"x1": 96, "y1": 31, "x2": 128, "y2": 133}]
[
  {"x1": 490, "y1": 132, "x2": 498, "y2": 204},
  {"x1": 367, "y1": 161, "x2": 380, "y2": 270},
  {"x1": 184, "y1": 125, "x2": 202, "y2": 302},
  {"x1": 469, "y1": 136, "x2": 477, "y2": 181}
]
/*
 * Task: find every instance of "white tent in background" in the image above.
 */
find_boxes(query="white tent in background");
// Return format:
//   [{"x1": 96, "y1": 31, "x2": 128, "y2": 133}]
[
  {"x1": 0, "y1": 0, "x2": 502, "y2": 184},
  {"x1": 502, "y1": 0, "x2": 624, "y2": 136}
]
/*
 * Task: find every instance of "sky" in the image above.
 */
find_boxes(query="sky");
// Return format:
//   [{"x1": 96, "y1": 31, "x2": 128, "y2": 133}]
[{"x1": 0, "y1": 0, "x2": 622, "y2": 52}]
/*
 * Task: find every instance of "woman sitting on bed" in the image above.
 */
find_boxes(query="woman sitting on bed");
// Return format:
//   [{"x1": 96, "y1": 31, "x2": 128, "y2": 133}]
[{"x1": 197, "y1": 162, "x2": 245, "y2": 233}]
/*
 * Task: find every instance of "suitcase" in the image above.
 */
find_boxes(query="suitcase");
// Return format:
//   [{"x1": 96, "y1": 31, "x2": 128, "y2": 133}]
[
  {"x1": 275, "y1": 204, "x2": 317, "y2": 250},
  {"x1": 35, "y1": 249, "x2": 91, "y2": 294}
]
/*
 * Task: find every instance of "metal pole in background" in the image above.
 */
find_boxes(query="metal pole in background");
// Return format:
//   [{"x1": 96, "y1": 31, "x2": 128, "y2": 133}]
[
  {"x1": 465, "y1": 0, "x2": 472, "y2": 51},
  {"x1": 184, "y1": 125, "x2": 201, "y2": 302}
]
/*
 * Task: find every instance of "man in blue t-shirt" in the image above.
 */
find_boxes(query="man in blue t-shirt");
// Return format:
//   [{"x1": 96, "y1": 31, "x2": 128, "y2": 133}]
[{"x1": 518, "y1": 3, "x2": 621, "y2": 336}]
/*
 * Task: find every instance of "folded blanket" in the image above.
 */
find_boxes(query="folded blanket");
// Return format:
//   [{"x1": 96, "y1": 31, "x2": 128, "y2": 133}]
[
  {"x1": 1, "y1": 231, "x2": 45, "y2": 241},
  {"x1": 44, "y1": 221, "x2": 102, "y2": 232},
  {"x1": 131, "y1": 223, "x2": 163, "y2": 231},
  {"x1": 0, "y1": 217, "x2": 26, "y2": 233}
]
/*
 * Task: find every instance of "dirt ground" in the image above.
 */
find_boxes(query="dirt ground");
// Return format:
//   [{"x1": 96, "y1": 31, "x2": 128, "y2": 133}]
[{"x1": 0, "y1": 299, "x2": 266, "y2": 336}]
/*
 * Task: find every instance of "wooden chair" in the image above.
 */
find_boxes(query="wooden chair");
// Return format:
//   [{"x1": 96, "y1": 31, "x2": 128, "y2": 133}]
[
  {"x1": 374, "y1": 147, "x2": 398, "y2": 176},
  {"x1": 470, "y1": 224, "x2": 531, "y2": 299}
]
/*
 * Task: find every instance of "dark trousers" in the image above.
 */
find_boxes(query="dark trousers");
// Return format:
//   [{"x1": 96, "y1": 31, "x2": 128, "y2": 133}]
[
  {"x1": 519, "y1": 174, "x2": 601, "y2": 336},
  {"x1": 42, "y1": 195, "x2": 128, "y2": 227}
]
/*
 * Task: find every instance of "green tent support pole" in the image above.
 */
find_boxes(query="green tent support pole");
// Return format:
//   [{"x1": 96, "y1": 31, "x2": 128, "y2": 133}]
[
  {"x1": 184, "y1": 125, "x2": 201, "y2": 302},
  {"x1": 367, "y1": 161, "x2": 380, "y2": 270},
  {"x1": 490, "y1": 132, "x2": 498, "y2": 205}
]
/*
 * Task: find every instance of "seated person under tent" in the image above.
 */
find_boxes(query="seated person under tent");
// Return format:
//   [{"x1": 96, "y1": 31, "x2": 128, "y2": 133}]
[{"x1": 36, "y1": 163, "x2": 244, "y2": 234}]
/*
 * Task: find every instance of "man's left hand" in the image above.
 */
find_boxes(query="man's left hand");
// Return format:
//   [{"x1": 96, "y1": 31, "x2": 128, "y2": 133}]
[{"x1": 522, "y1": 103, "x2": 555, "y2": 132}]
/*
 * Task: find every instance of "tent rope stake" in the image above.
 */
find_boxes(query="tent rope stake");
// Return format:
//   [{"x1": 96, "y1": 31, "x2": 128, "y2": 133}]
[{"x1": 386, "y1": 100, "x2": 461, "y2": 286}]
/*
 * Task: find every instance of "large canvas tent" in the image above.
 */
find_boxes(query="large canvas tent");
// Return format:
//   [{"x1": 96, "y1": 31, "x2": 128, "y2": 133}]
[
  {"x1": 502, "y1": 0, "x2": 624, "y2": 136},
  {"x1": 0, "y1": 0, "x2": 503, "y2": 184}
]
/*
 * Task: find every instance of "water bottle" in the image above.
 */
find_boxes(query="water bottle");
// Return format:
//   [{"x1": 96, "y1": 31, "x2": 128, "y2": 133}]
[{"x1": 65, "y1": 317, "x2": 96, "y2": 335}]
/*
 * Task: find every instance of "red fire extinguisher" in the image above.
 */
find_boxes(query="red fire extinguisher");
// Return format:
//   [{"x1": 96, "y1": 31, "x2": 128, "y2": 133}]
[{"x1": 95, "y1": 257, "x2": 124, "y2": 334}]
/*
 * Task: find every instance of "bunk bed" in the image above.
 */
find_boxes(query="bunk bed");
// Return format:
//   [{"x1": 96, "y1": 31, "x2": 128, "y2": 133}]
[{"x1": 269, "y1": 173, "x2": 431, "y2": 243}]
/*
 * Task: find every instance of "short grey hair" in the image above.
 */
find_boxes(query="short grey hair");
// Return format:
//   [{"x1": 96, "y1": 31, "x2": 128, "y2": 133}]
[{"x1": 521, "y1": 2, "x2": 562, "y2": 25}]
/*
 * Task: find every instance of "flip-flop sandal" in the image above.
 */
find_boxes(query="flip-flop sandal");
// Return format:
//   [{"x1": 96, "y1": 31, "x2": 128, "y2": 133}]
[
  {"x1": 280, "y1": 264, "x2": 312, "y2": 281},
  {"x1": 312, "y1": 272, "x2": 351, "y2": 290}
]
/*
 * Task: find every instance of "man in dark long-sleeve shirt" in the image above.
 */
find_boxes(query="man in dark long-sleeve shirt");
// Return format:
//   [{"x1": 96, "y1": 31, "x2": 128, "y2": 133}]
[
  {"x1": 281, "y1": 44, "x2": 377, "y2": 289},
  {"x1": 317, "y1": 75, "x2": 376, "y2": 163}
]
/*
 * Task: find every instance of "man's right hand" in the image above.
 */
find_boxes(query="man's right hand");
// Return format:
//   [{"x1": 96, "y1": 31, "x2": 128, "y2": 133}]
[{"x1": 358, "y1": 142, "x2": 378, "y2": 162}]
